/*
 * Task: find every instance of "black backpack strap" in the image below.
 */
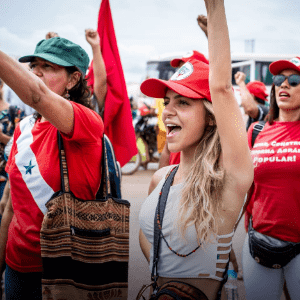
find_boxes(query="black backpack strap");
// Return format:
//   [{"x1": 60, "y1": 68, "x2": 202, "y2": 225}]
[
  {"x1": 96, "y1": 134, "x2": 111, "y2": 199},
  {"x1": 151, "y1": 166, "x2": 179, "y2": 294},
  {"x1": 251, "y1": 120, "x2": 266, "y2": 147}
]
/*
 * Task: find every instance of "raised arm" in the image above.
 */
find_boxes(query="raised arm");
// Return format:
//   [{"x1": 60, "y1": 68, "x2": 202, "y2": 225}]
[
  {"x1": 235, "y1": 71, "x2": 260, "y2": 119},
  {"x1": 204, "y1": 0, "x2": 253, "y2": 186},
  {"x1": 85, "y1": 29, "x2": 107, "y2": 111},
  {"x1": 0, "y1": 50, "x2": 78, "y2": 134}
]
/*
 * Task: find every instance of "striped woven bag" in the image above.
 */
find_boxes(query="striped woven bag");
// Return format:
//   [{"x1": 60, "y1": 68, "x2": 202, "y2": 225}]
[{"x1": 40, "y1": 132, "x2": 130, "y2": 300}]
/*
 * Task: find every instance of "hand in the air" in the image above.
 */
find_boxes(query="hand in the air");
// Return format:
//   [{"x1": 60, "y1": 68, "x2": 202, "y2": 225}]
[
  {"x1": 234, "y1": 71, "x2": 246, "y2": 86},
  {"x1": 45, "y1": 32, "x2": 59, "y2": 40},
  {"x1": 85, "y1": 29, "x2": 100, "y2": 47},
  {"x1": 197, "y1": 15, "x2": 208, "y2": 36}
]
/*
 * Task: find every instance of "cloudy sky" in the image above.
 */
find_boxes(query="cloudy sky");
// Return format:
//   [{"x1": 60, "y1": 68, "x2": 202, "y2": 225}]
[{"x1": 1, "y1": 0, "x2": 300, "y2": 84}]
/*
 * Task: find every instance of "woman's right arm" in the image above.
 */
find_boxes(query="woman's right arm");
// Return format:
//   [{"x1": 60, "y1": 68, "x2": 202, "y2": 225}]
[{"x1": 0, "y1": 194, "x2": 13, "y2": 273}]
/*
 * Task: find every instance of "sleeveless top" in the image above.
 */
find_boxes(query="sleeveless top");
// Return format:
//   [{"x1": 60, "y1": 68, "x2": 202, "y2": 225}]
[{"x1": 139, "y1": 166, "x2": 241, "y2": 281}]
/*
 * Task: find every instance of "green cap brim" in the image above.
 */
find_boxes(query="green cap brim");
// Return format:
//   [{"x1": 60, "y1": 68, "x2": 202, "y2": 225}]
[{"x1": 19, "y1": 53, "x2": 74, "y2": 68}]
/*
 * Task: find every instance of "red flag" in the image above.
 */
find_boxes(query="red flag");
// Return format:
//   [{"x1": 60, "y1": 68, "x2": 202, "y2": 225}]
[{"x1": 86, "y1": 0, "x2": 137, "y2": 167}]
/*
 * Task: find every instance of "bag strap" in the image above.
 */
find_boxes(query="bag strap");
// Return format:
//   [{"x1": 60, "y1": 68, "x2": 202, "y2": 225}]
[
  {"x1": 251, "y1": 120, "x2": 266, "y2": 147},
  {"x1": 151, "y1": 165, "x2": 179, "y2": 293},
  {"x1": 57, "y1": 132, "x2": 111, "y2": 199},
  {"x1": 57, "y1": 131, "x2": 70, "y2": 193}
]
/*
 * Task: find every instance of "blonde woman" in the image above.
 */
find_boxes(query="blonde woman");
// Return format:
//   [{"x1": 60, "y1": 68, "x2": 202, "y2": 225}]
[{"x1": 138, "y1": 0, "x2": 253, "y2": 299}]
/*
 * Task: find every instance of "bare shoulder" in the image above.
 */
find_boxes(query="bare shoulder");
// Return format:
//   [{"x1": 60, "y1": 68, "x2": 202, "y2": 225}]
[{"x1": 148, "y1": 165, "x2": 172, "y2": 195}]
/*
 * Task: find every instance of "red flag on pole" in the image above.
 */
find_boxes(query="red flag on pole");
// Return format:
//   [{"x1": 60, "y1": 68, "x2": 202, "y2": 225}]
[{"x1": 86, "y1": 0, "x2": 137, "y2": 167}]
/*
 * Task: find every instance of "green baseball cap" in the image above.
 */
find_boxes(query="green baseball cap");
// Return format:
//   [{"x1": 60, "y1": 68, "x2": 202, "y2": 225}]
[{"x1": 19, "y1": 37, "x2": 90, "y2": 75}]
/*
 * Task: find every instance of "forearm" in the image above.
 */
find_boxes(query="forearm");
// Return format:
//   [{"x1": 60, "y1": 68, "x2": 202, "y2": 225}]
[
  {"x1": 239, "y1": 83, "x2": 259, "y2": 118},
  {"x1": 205, "y1": 0, "x2": 231, "y2": 90},
  {"x1": 204, "y1": 0, "x2": 252, "y2": 183},
  {"x1": 0, "y1": 195, "x2": 14, "y2": 273},
  {"x1": 0, "y1": 50, "x2": 42, "y2": 108},
  {"x1": 91, "y1": 44, "x2": 107, "y2": 111}
]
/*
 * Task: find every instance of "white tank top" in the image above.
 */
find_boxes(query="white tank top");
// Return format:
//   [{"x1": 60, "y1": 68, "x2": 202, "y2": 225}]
[{"x1": 139, "y1": 166, "x2": 238, "y2": 281}]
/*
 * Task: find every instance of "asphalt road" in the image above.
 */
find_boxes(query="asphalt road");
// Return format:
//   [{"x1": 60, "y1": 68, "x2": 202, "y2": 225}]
[{"x1": 122, "y1": 164, "x2": 286, "y2": 300}]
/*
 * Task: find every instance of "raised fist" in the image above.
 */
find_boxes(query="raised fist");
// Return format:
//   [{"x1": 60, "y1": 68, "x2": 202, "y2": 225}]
[
  {"x1": 85, "y1": 29, "x2": 100, "y2": 47},
  {"x1": 197, "y1": 15, "x2": 208, "y2": 37},
  {"x1": 234, "y1": 71, "x2": 246, "y2": 86},
  {"x1": 45, "y1": 32, "x2": 59, "y2": 40}
]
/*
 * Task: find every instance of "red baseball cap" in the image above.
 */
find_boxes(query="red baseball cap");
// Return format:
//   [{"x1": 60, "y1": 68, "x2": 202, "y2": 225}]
[
  {"x1": 170, "y1": 50, "x2": 209, "y2": 68},
  {"x1": 246, "y1": 81, "x2": 269, "y2": 102},
  {"x1": 269, "y1": 57, "x2": 300, "y2": 75},
  {"x1": 140, "y1": 58, "x2": 211, "y2": 102}
]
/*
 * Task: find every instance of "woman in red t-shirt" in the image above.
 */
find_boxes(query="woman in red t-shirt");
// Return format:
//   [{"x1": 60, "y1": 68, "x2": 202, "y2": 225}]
[
  {"x1": 0, "y1": 37, "x2": 103, "y2": 300},
  {"x1": 243, "y1": 57, "x2": 300, "y2": 300}
]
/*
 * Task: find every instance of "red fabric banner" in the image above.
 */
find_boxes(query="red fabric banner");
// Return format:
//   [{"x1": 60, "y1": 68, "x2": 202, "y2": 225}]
[{"x1": 86, "y1": 0, "x2": 137, "y2": 167}]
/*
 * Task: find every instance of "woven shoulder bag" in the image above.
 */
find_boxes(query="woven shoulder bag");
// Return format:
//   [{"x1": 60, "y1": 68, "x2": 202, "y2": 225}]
[{"x1": 40, "y1": 132, "x2": 130, "y2": 300}]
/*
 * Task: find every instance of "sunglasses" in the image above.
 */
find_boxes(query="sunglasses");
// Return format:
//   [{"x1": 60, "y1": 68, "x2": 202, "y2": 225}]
[{"x1": 273, "y1": 74, "x2": 300, "y2": 87}]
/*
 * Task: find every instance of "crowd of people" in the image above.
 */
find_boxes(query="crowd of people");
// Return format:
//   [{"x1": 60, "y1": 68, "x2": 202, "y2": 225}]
[{"x1": 0, "y1": 0, "x2": 299, "y2": 299}]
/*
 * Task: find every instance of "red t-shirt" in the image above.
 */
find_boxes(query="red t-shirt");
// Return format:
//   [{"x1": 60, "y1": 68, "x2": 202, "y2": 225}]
[
  {"x1": 169, "y1": 152, "x2": 181, "y2": 165},
  {"x1": 246, "y1": 121, "x2": 300, "y2": 242},
  {"x1": 5, "y1": 102, "x2": 104, "y2": 272}
]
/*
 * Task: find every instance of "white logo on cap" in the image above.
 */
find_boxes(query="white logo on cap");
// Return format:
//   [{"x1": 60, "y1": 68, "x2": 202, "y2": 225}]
[
  {"x1": 290, "y1": 57, "x2": 300, "y2": 67},
  {"x1": 170, "y1": 62, "x2": 194, "y2": 81}
]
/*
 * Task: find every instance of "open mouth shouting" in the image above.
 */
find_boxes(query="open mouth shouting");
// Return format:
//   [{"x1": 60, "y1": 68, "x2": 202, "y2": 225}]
[
  {"x1": 166, "y1": 123, "x2": 182, "y2": 137},
  {"x1": 278, "y1": 90, "x2": 290, "y2": 100}
]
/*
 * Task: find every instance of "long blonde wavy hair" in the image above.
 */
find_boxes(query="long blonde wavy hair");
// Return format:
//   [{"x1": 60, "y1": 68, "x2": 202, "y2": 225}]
[{"x1": 177, "y1": 100, "x2": 225, "y2": 245}]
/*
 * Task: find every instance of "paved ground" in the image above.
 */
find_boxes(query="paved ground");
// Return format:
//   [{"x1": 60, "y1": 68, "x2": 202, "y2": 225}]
[{"x1": 122, "y1": 164, "x2": 287, "y2": 300}]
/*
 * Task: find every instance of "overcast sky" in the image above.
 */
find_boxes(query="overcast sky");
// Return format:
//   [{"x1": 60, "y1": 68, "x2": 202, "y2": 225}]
[{"x1": 1, "y1": 0, "x2": 300, "y2": 84}]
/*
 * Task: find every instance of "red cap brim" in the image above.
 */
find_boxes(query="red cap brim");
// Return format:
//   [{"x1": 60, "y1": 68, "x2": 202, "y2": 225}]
[
  {"x1": 140, "y1": 78, "x2": 203, "y2": 99},
  {"x1": 170, "y1": 58, "x2": 182, "y2": 68},
  {"x1": 269, "y1": 60, "x2": 300, "y2": 75}
]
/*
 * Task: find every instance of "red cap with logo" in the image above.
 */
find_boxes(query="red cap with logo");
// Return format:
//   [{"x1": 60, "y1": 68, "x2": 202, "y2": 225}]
[
  {"x1": 170, "y1": 50, "x2": 209, "y2": 68},
  {"x1": 269, "y1": 57, "x2": 300, "y2": 75},
  {"x1": 246, "y1": 81, "x2": 269, "y2": 102},
  {"x1": 140, "y1": 58, "x2": 211, "y2": 102}
]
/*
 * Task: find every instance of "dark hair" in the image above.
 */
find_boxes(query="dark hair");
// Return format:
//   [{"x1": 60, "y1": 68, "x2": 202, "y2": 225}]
[
  {"x1": 267, "y1": 84, "x2": 278, "y2": 125},
  {"x1": 254, "y1": 97, "x2": 266, "y2": 105},
  {"x1": 33, "y1": 66, "x2": 93, "y2": 121}
]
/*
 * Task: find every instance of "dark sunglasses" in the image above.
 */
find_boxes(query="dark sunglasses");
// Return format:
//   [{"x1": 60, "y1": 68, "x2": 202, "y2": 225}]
[{"x1": 273, "y1": 74, "x2": 300, "y2": 87}]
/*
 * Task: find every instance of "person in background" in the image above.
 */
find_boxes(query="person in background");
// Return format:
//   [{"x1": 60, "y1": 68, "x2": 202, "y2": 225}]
[
  {"x1": 130, "y1": 96, "x2": 138, "y2": 120},
  {"x1": 153, "y1": 98, "x2": 166, "y2": 156},
  {"x1": 235, "y1": 71, "x2": 269, "y2": 130},
  {"x1": 0, "y1": 79, "x2": 24, "y2": 199},
  {"x1": 3, "y1": 63, "x2": 35, "y2": 117},
  {"x1": 243, "y1": 56, "x2": 300, "y2": 300}
]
